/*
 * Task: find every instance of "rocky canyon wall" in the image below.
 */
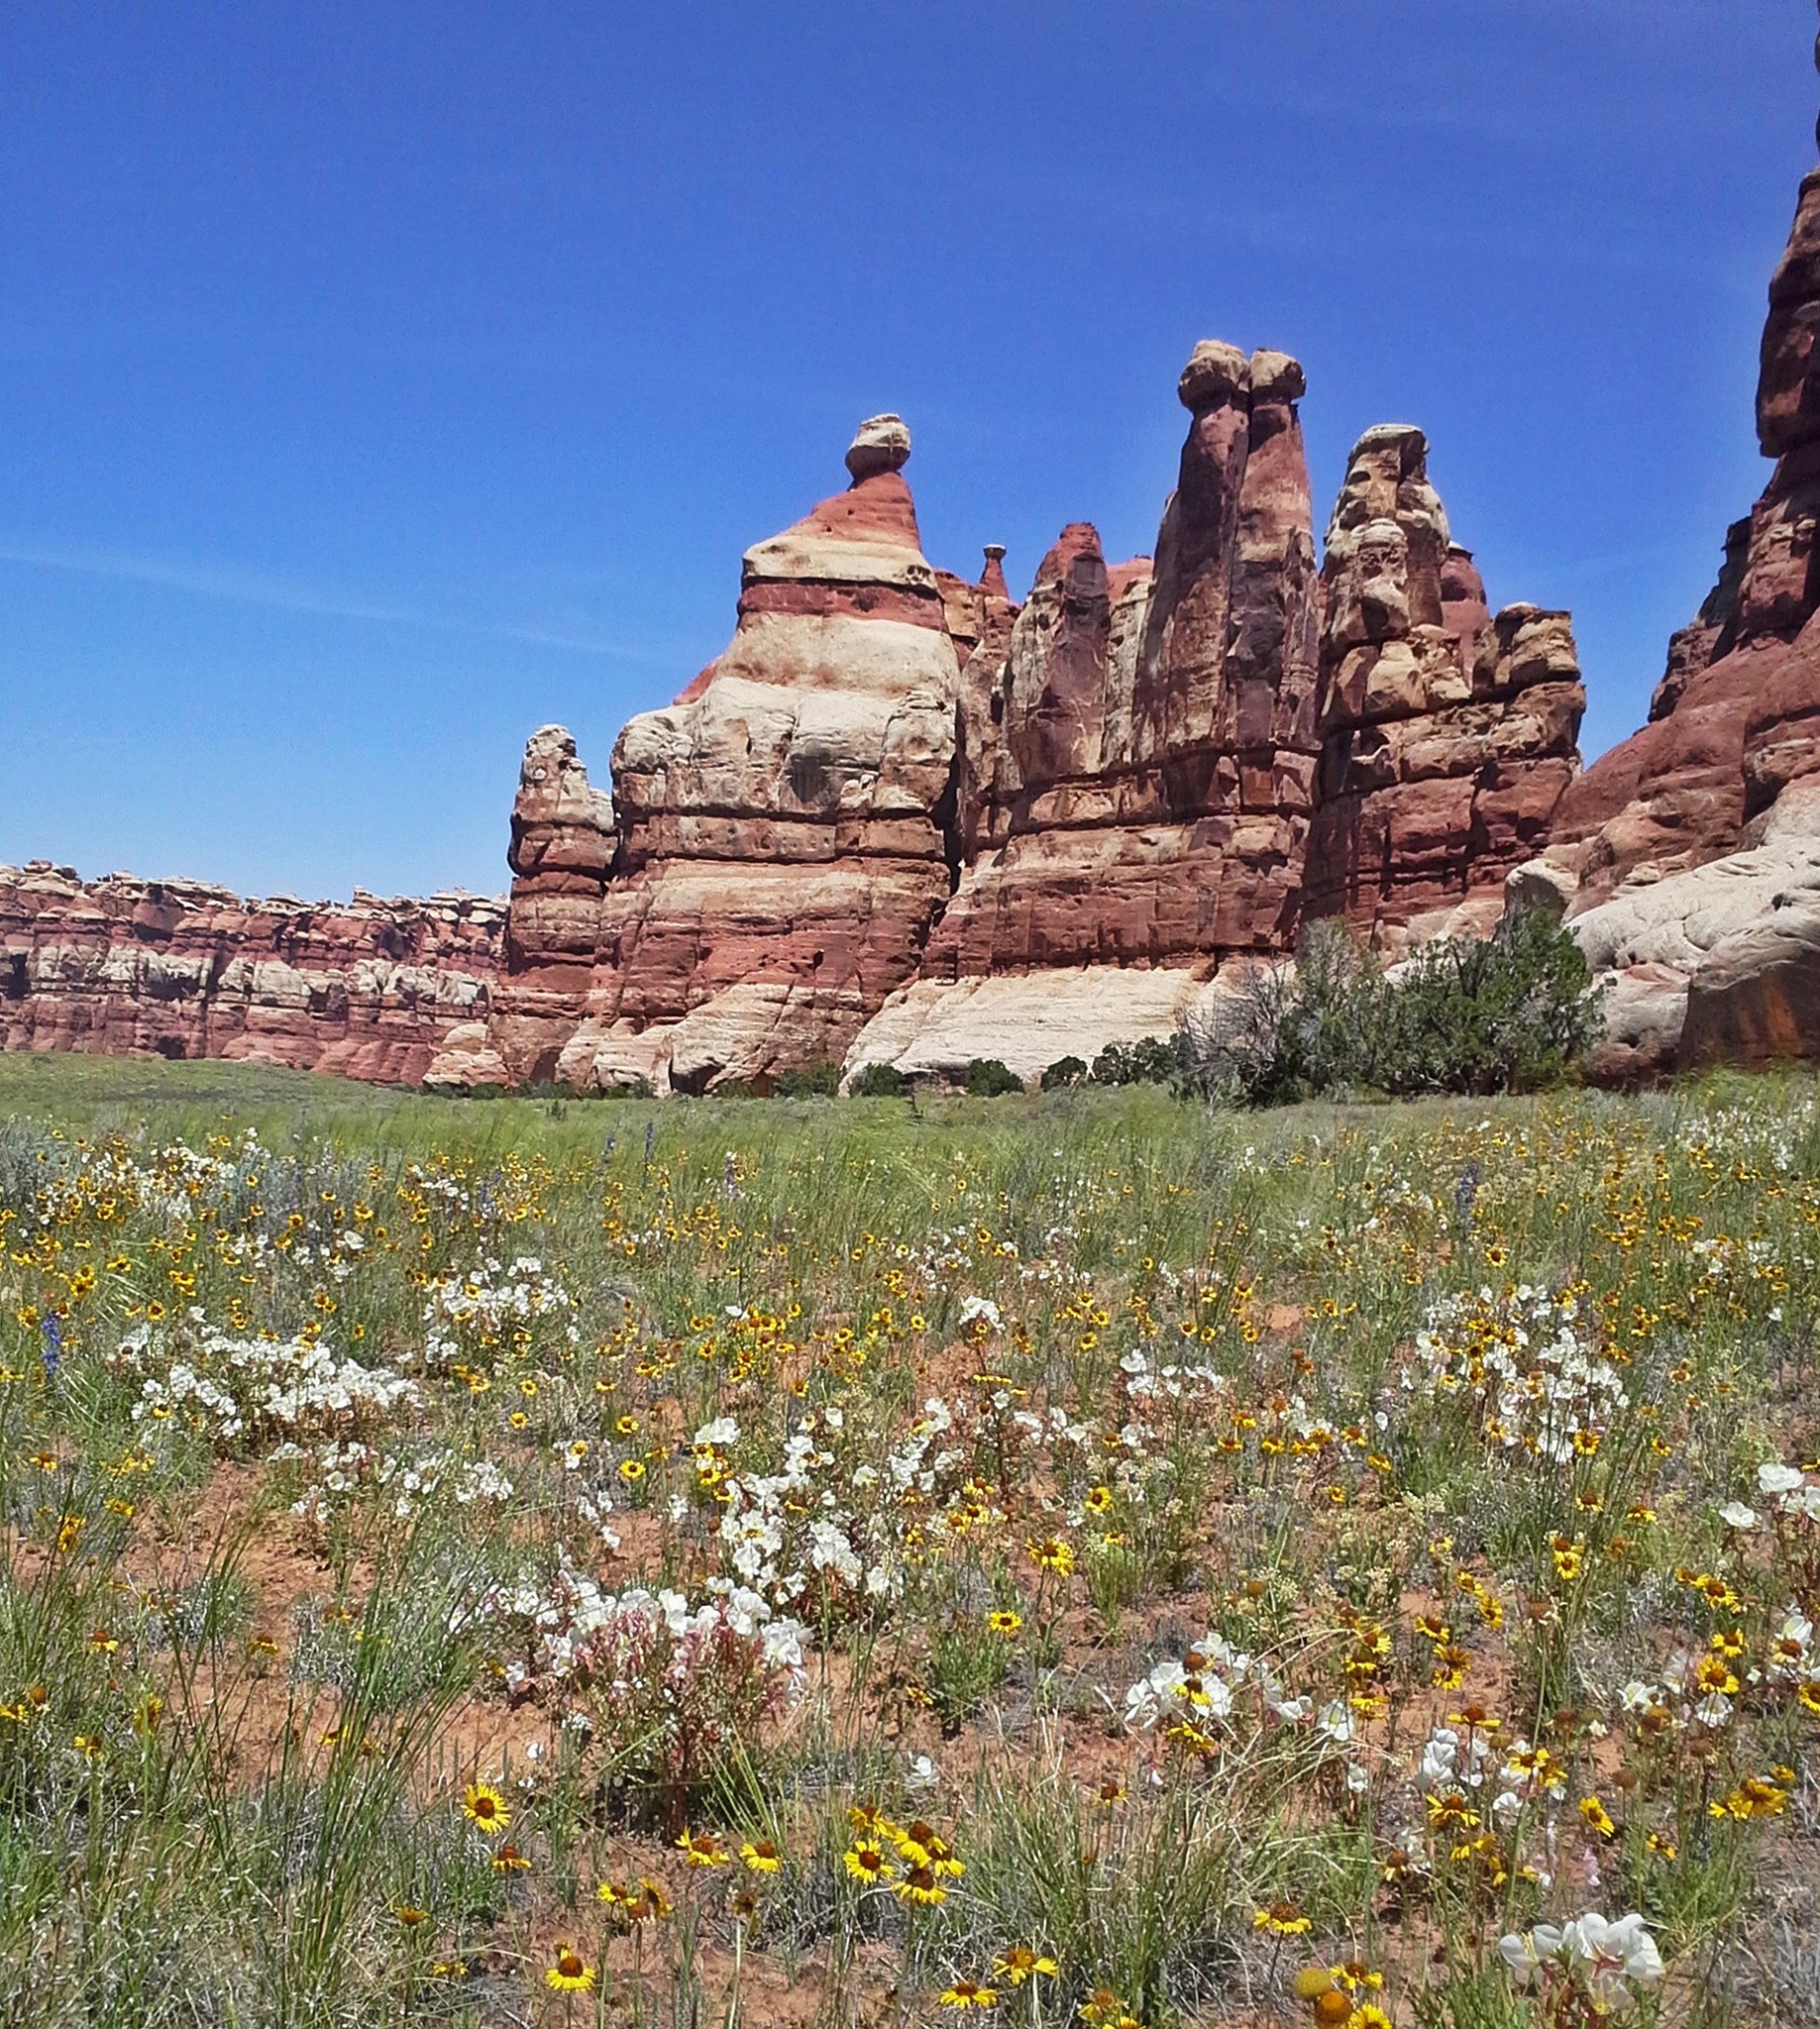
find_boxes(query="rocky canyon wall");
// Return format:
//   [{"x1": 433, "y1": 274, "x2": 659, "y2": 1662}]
[
  {"x1": 921, "y1": 343, "x2": 1320, "y2": 979},
  {"x1": 1517, "y1": 78, "x2": 1820, "y2": 1082},
  {"x1": 431, "y1": 352, "x2": 1581, "y2": 1095},
  {"x1": 1547, "y1": 163, "x2": 1820, "y2": 905},
  {"x1": 0, "y1": 863, "x2": 501, "y2": 1083}
]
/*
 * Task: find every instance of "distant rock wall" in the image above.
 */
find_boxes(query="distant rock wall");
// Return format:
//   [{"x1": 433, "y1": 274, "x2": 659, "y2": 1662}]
[{"x1": 0, "y1": 863, "x2": 501, "y2": 1084}]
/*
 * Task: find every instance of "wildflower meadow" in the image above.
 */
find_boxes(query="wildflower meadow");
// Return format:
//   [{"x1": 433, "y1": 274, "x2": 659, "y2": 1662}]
[{"x1": 4, "y1": 1054, "x2": 1820, "y2": 2027}]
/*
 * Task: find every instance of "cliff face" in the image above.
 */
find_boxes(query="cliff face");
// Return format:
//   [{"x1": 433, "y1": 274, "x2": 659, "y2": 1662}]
[
  {"x1": 0, "y1": 362, "x2": 1588, "y2": 1096},
  {"x1": 435, "y1": 343, "x2": 1580, "y2": 1094},
  {"x1": 923, "y1": 344, "x2": 1320, "y2": 976},
  {"x1": 470, "y1": 417, "x2": 975, "y2": 1095},
  {"x1": 1304, "y1": 425, "x2": 1584, "y2": 943},
  {"x1": 71, "y1": 93, "x2": 1820, "y2": 1093},
  {"x1": 0, "y1": 862, "x2": 501, "y2": 1083},
  {"x1": 1549, "y1": 166, "x2": 1820, "y2": 902},
  {"x1": 1506, "y1": 40, "x2": 1820, "y2": 1085}
]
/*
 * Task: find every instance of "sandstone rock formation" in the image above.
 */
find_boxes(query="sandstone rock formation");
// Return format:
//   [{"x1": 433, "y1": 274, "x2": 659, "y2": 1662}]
[
  {"x1": 922, "y1": 342, "x2": 1322, "y2": 976},
  {"x1": 25, "y1": 27, "x2": 1820, "y2": 1091},
  {"x1": 1302, "y1": 426, "x2": 1585, "y2": 946},
  {"x1": 0, "y1": 368, "x2": 1592, "y2": 1096},
  {"x1": 1504, "y1": 40, "x2": 1820, "y2": 1079},
  {"x1": 480, "y1": 417, "x2": 971, "y2": 1095},
  {"x1": 844, "y1": 374, "x2": 1582, "y2": 1087},
  {"x1": 1, "y1": 862, "x2": 501, "y2": 1083},
  {"x1": 1549, "y1": 162, "x2": 1820, "y2": 902},
  {"x1": 466, "y1": 724, "x2": 618, "y2": 1087},
  {"x1": 1558, "y1": 782, "x2": 1820, "y2": 1081},
  {"x1": 842, "y1": 968, "x2": 1221, "y2": 1091}
]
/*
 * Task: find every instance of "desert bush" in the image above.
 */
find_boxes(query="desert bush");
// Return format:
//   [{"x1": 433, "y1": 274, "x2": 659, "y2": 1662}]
[
  {"x1": 773, "y1": 1062, "x2": 841, "y2": 1099},
  {"x1": 963, "y1": 1058, "x2": 1024, "y2": 1098},
  {"x1": 1374, "y1": 902, "x2": 1602, "y2": 1094},
  {"x1": 1040, "y1": 1055, "x2": 1089, "y2": 1091},
  {"x1": 1091, "y1": 1034, "x2": 1185, "y2": 1087},
  {"x1": 849, "y1": 1061, "x2": 910, "y2": 1098},
  {"x1": 1184, "y1": 907, "x2": 1601, "y2": 1105}
]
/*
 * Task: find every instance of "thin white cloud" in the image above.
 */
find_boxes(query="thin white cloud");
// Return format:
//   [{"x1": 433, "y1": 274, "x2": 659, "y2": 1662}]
[{"x1": 0, "y1": 537, "x2": 666, "y2": 662}]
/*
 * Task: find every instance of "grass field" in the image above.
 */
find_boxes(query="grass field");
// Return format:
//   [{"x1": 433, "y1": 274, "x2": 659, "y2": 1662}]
[{"x1": 4, "y1": 1052, "x2": 1820, "y2": 2028}]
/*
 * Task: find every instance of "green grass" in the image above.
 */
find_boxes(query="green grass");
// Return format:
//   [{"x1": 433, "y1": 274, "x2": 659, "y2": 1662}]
[{"x1": 0, "y1": 1052, "x2": 1816, "y2": 2026}]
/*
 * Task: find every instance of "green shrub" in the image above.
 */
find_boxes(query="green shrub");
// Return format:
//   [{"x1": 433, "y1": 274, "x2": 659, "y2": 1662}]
[
  {"x1": 1374, "y1": 904, "x2": 1602, "y2": 1096},
  {"x1": 964, "y1": 1058, "x2": 1024, "y2": 1097},
  {"x1": 849, "y1": 1062, "x2": 910, "y2": 1098},
  {"x1": 1040, "y1": 1056, "x2": 1088, "y2": 1091},
  {"x1": 772, "y1": 1063, "x2": 841, "y2": 1099},
  {"x1": 1184, "y1": 906, "x2": 1602, "y2": 1106},
  {"x1": 1091, "y1": 1034, "x2": 1185, "y2": 1088}
]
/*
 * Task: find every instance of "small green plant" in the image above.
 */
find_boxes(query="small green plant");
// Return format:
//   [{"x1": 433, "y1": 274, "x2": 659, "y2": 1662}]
[
  {"x1": 1091, "y1": 1035, "x2": 1184, "y2": 1087},
  {"x1": 924, "y1": 1616, "x2": 1014, "y2": 1732},
  {"x1": 773, "y1": 1063, "x2": 841, "y2": 1099},
  {"x1": 1039, "y1": 1056, "x2": 1088, "y2": 1091},
  {"x1": 964, "y1": 1059, "x2": 1023, "y2": 1098},
  {"x1": 850, "y1": 1062, "x2": 910, "y2": 1098}
]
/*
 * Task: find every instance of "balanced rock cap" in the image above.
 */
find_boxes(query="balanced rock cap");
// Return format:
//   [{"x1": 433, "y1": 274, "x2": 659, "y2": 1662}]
[
  {"x1": 846, "y1": 413, "x2": 911, "y2": 481},
  {"x1": 1353, "y1": 423, "x2": 1430, "y2": 465},
  {"x1": 1248, "y1": 350, "x2": 1307, "y2": 404},
  {"x1": 1177, "y1": 339, "x2": 1251, "y2": 412}
]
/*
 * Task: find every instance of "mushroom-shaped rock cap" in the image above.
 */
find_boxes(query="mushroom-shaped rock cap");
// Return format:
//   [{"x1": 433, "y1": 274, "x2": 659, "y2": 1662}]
[
  {"x1": 1177, "y1": 340, "x2": 1251, "y2": 412},
  {"x1": 1248, "y1": 349, "x2": 1307, "y2": 404},
  {"x1": 1351, "y1": 423, "x2": 1431, "y2": 472},
  {"x1": 846, "y1": 413, "x2": 911, "y2": 481}
]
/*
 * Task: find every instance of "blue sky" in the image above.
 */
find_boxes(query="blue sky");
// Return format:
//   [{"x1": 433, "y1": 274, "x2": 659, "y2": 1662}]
[{"x1": 1, "y1": 0, "x2": 1813, "y2": 900}]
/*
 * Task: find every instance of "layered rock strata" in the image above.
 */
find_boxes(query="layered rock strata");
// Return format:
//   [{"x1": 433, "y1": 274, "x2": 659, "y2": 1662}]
[
  {"x1": 924, "y1": 342, "x2": 1321, "y2": 974},
  {"x1": 470, "y1": 417, "x2": 972, "y2": 1094},
  {"x1": 438, "y1": 349, "x2": 1585, "y2": 1092},
  {"x1": 1302, "y1": 426, "x2": 1585, "y2": 946},
  {"x1": 1549, "y1": 160, "x2": 1820, "y2": 902},
  {"x1": 1, "y1": 862, "x2": 501, "y2": 1083},
  {"x1": 1515, "y1": 41, "x2": 1820, "y2": 1077},
  {"x1": 846, "y1": 394, "x2": 1582, "y2": 1084},
  {"x1": 463, "y1": 724, "x2": 618, "y2": 1087},
  {"x1": 1553, "y1": 782, "x2": 1820, "y2": 1082},
  {"x1": 1, "y1": 369, "x2": 1590, "y2": 1096}
]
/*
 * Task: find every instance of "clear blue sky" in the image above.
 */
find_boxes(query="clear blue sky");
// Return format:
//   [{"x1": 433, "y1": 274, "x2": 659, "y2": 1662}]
[{"x1": 1, "y1": 0, "x2": 1813, "y2": 901}]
